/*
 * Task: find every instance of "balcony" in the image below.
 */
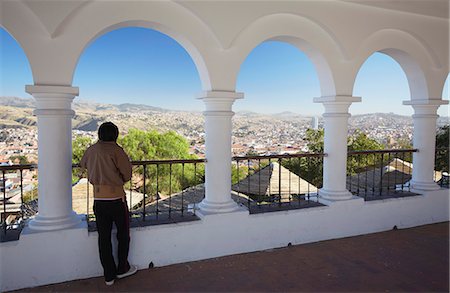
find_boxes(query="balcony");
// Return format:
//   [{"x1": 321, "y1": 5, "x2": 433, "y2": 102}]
[
  {"x1": 1, "y1": 0, "x2": 449, "y2": 291},
  {"x1": 5, "y1": 149, "x2": 444, "y2": 238},
  {"x1": 14, "y1": 222, "x2": 450, "y2": 292},
  {"x1": 1, "y1": 148, "x2": 449, "y2": 291}
]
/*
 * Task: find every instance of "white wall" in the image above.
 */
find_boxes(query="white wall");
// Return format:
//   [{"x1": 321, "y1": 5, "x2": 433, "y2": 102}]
[{"x1": 1, "y1": 189, "x2": 448, "y2": 291}]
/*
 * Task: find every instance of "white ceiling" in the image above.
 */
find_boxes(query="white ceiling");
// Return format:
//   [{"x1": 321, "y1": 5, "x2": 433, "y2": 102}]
[{"x1": 341, "y1": 0, "x2": 449, "y2": 19}]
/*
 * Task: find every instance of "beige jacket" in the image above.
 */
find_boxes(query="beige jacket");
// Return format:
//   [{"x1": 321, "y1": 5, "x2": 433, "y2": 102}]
[{"x1": 80, "y1": 141, "x2": 132, "y2": 200}]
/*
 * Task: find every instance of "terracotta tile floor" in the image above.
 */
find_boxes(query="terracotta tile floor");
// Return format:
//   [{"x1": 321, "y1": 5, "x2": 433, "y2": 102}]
[{"x1": 16, "y1": 222, "x2": 449, "y2": 292}]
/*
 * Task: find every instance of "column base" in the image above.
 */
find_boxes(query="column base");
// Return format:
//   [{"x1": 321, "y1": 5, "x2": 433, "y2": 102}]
[
  {"x1": 198, "y1": 198, "x2": 241, "y2": 214},
  {"x1": 409, "y1": 180, "x2": 440, "y2": 192},
  {"x1": 28, "y1": 211, "x2": 81, "y2": 231},
  {"x1": 318, "y1": 188, "x2": 353, "y2": 201}
]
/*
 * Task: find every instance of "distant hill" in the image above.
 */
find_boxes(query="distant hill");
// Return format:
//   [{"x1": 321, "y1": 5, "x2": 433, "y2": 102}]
[
  {"x1": 0, "y1": 96, "x2": 35, "y2": 108},
  {"x1": 0, "y1": 96, "x2": 448, "y2": 131},
  {"x1": 0, "y1": 97, "x2": 168, "y2": 113}
]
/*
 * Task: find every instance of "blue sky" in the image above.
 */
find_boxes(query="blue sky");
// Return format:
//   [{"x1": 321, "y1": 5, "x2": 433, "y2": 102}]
[{"x1": 1, "y1": 27, "x2": 448, "y2": 116}]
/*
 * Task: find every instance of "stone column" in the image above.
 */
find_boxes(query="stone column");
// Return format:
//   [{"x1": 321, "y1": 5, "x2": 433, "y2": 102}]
[
  {"x1": 26, "y1": 85, "x2": 81, "y2": 231},
  {"x1": 403, "y1": 99, "x2": 448, "y2": 191},
  {"x1": 198, "y1": 91, "x2": 243, "y2": 213},
  {"x1": 314, "y1": 95, "x2": 361, "y2": 201}
]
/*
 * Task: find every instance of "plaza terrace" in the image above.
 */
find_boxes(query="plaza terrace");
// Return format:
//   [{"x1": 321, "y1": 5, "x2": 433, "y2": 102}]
[{"x1": 0, "y1": 0, "x2": 449, "y2": 291}]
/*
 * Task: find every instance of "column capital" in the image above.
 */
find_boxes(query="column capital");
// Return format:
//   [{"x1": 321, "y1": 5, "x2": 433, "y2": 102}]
[
  {"x1": 403, "y1": 99, "x2": 448, "y2": 106},
  {"x1": 26, "y1": 85, "x2": 79, "y2": 96},
  {"x1": 403, "y1": 99, "x2": 448, "y2": 116},
  {"x1": 314, "y1": 95, "x2": 361, "y2": 114},
  {"x1": 198, "y1": 91, "x2": 244, "y2": 112},
  {"x1": 26, "y1": 85, "x2": 78, "y2": 115}
]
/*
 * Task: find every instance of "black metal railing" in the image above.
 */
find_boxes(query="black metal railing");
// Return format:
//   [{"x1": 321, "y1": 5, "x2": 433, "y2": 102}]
[
  {"x1": 435, "y1": 147, "x2": 449, "y2": 188},
  {"x1": 232, "y1": 153, "x2": 325, "y2": 213},
  {"x1": 0, "y1": 164, "x2": 38, "y2": 242},
  {"x1": 73, "y1": 159, "x2": 206, "y2": 230},
  {"x1": 2, "y1": 147, "x2": 445, "y2": 237},
  {"x1": 346, "y1": 149, "x2": 417, "y2": 200}
]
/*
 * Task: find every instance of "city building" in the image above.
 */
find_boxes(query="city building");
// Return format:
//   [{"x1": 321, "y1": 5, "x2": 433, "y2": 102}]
[{"x1": 0, "y1": 1, "x2": 448, "y2": 291}]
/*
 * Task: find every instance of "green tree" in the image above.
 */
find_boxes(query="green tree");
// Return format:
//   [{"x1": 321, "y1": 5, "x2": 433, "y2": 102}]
[
  {"x1": 9, "y1": 155, "x2": 29, "y2": 165},
  {"x1": 72, "y1": 136, "x2": 92, "y2": 163},
  {"x1": 72, "y1": 136, "x2": 93, "y2": 183},
  {"x1": 282, "y1": 129, "x2": 324, "y2": 188},
  {"x1": 347, "y1": 130, "x2": 384, "y2": 175},
  {"x1": 282, "y1": 129, "x2": 386, "y2": 187},
  {"x1": 435, "y1": 125, "x2": 449, "y2": 172},
  {"x1": 347, "y1": 130, "x2": 384, "y2": 152},
  {"x1": 118, "y1": 129, "x2": 204, "y2": 196}
]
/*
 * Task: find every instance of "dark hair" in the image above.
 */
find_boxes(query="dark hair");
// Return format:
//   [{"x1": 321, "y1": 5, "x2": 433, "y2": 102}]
[{"x1": 98, "y1": 122, "x2": 119, "y2": 142}]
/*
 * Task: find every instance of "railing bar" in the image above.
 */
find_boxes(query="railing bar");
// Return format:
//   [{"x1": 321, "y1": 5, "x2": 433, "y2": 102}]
[
  {"x1": 298, "y1": 157, "x2": 301, "y2": 204},
  {"x1": 394, "y1": 153, "x2": 398, "y2": 193},
  {"x1": 288, "y1": 157, "x2": 291, "y2": 204},
  {"x1": 129, "y1": 166, "x2": 133, "y2": 219},
  {"x1": 268, "y1": 158, "x2": 272, "y2": 202},
  {"x1": 387, "y1": 152, "x2": 391, "y2": 194},
  {"x1": 307, "y1": 156, "x2": 310, "y2": 201},
  {"x1": 181, "y1": 163, "x2": 185, "y2": 217},
  {"x1": 20, "y1": 169, "x2": 24, "y2": 221},
  {"x1": 278, "y1": 158, "x2": 282, "y2": 206},
  {"x1": 401, "y1": 152, "x2": 405, "y2": 191},
  {"x1": 348, "y1": 155, "x2": 352, "y2": 194},
  {"x1": 372, "y1": 153, "x2": 376, "y2": 195},
  {"x1": 236, "y1": 160, "x2": 240, "y2": 203},
  {"x1": 169, "y1": 163, "x2": 172, "y2": 219},
  {"x1": 379, "y1": 153, "x2": 384, "y2": 196},
  {"x1": 247, "y1": 159, "x2": 251, "y2": 209},
  {"x1": 193, "y1": 163, "x2": 197, "y2": 216},
  {"x1": 130, "y1": 159, "x2": 206, "y2": 166},
  {"x1": 258, "y1": 159, "x2": 261, "y2": 209},
  {"x1": 3, "y1": 170, "x2": 6, "y2": 234},
  {"x1": 143, "y1": 165, "x2": 146, "y2": 222},
  {"x1": 156, "y1": 164, "x2": 159, "y2": 219},
  {"x1": 364, "y1": 154, "x2": 368, "y2": 200},
  {"x1": 357, "y1": 154, "x2": 361, "y2": 195},
  {"x1": 347, "y1": 149, "x2": 418, "y2": 155},
  {"x1": 86, "y1": 169, "x2": 90, "y2": 224}
]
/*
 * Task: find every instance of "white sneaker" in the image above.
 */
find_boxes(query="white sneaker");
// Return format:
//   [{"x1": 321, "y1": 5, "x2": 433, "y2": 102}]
[
  {"x1": 105, "y1": 279, "x2": 115, "y2": 286},
  {"x1": 117, "y1": 264, "x2": 138, "y2": 279}
]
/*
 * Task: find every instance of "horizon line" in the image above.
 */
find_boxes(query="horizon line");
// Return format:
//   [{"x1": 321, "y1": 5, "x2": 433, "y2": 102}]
[{"x1": 1, "y1": 95, "x2": 449, "y2": 118}]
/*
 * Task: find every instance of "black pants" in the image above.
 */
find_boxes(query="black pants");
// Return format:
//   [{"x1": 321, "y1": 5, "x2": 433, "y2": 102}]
[{"x1": 94, "y1": 199, "x2": 130, "y2": 282}]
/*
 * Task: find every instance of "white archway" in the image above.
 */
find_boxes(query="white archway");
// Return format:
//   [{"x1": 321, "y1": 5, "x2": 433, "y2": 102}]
[
  {"x1": 73, "y1": 26, "x2": 203, "y2": 110},
  {"x1": 351, "y1": 29, "x2": 445, "y2": 101},
  {"x1": 352, "y1": 52, "x2": 411, "y2": 116},
  {"x1": 230, "y1": 13, "x2": 342, "y2": 96}
]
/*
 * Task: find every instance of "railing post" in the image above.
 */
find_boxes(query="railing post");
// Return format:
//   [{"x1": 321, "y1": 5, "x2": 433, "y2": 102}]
[
  {"x1": 25, "y1": 85, "x2": 81, "y2": 231},
  {"x1": 197, "y1": 91, "x2": 243, "y2": 214},
  {"x1": 314, "y1": 95, "x2": 361, "y2": 201},
  {"x1": 403, "y1": 99, "x2": 448, "y2": 191}
]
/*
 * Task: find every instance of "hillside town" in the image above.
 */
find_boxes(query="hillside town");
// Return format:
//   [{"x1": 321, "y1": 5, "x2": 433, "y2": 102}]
[
  {"x1": 1, "y1": 109, "x2": 448, "y2": 166},
  {"x1": 0, "y1": 100, "x2": 448, "y2": 243}
]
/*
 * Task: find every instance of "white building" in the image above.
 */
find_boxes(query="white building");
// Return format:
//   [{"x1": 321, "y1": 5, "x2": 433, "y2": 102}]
[{"x1": 0, "y1": 1, "x2": 448, "y2": 291}]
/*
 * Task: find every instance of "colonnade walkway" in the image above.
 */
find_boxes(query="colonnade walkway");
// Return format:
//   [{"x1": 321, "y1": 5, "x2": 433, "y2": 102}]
[{"x1": 17, "y1": 222, "x2": 449, "y2": 292}]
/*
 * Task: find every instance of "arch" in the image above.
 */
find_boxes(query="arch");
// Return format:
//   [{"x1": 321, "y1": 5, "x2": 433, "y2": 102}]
[
  {"x1": 74, "y1": 27, "x2": 203, "y2": 109},
  {"x1": 73, "y1": 20, "x2": 211, "y2": 89},
  {"x1": 2, "y1": 0, "x2": 217, "y2": 90},
  {"x1": 236, "y1": 40, "x2": 322, "y2": 115},
  {"x1": 352, "y1": 52, "x2": 411, "y2": 115},
  {"x1": 230, "y1": 13, "x2": 345, "y2": 97},
  {"x1": 352, "y1": 29, "x2": 443, "y2": 100},
  {"x1": 65, "y1": 0, "x2": 218, "y2": 90}
]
